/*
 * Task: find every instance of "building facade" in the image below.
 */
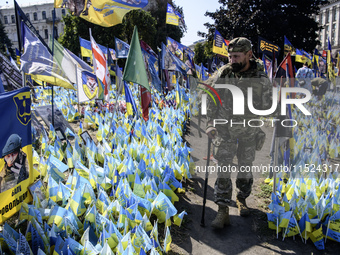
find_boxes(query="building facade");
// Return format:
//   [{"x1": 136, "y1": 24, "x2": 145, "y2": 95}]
[
  {"x1": 317, "y1": 0, "x2": 340, "y2": 54},
  {"x1": 0, "y1": 0, "x2": 161, "y2": 51},
  {"x1": 0, "y1": 0, "x2": 66, "y2": 50}
]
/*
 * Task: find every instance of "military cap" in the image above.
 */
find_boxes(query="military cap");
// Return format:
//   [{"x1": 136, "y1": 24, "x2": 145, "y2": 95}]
[{"x1": 228, "y1": 37, "x2": 252, "y2": 53}]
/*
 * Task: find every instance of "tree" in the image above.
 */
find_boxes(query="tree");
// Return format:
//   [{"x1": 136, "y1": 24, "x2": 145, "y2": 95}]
[
  {"x1": 200, "y1": 0, "x2": 328, "y2": 57},
  {"x1": 0, "y1": 20, "x2": 14, "y2": 58},
  {"x1": 194, "y1": 40, "x2": 214, "y2": 66},
  {"x1": 59, "y1": 1, "x2": 186, "y2": 56}
]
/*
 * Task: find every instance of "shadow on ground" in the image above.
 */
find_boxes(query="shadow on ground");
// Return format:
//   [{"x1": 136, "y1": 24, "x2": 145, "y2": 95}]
[{"x1": 171, "y1": 116, "x2": 339, "y2": 255}]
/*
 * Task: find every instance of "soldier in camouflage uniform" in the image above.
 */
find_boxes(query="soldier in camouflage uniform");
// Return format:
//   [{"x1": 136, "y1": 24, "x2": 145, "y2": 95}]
[
  {"x1": 0, "y1": 134, "x2": 29, "y2": 193},
  {"x1": 205, "y1": 37, "x2": 272, "y2": 228}
]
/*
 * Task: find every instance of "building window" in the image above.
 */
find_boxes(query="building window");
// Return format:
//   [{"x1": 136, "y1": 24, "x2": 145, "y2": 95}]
[
  {"x1": 54, "y1": 26, "x2": 58, "y2": 39},
  {"x1": 62, "y1": 9, "x2": 66, "y2": 16},
  {"x1": 33, "y1": 12, "x2": 37, "y2": 21},
  {"x1": 326, "y1": 10, "x2": 329, "y2": 23},
  {"x1": 332, "y1": 23, "x2": 336, "y2": 42},
  {"x1": 42, "y1": 11, "x2": 46, "y2": 19},
  {"x1": 26, "y1": 13, "x2": 30, "y2": 20},
  {"x1": 11, "y1": 15, "x2": 15, "y2": 23},
  {"x1": 320, "y1": 13, "x2": 323, "y2": 23},
  {"x1": 333, "y1": 7, "x2": 336, "y2": 22},
  {"x1": 4, "y1": 16, "x2": 8, "y2": 24},
  {"x1": 44, "y1": 29, "x2": 48, "y2": 39}
]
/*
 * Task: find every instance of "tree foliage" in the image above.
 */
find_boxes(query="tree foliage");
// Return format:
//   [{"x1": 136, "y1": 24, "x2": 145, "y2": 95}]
[
  {"x1": 147, "y1": 0, "x2": 186, "y2": 47},
  {"x1": 194, "y1": 40, "x2": 214, "y2": 66},
  {"x1": 59, "y1": 1, "x2": 186, "y2": 56},
  {"x1": 200, "y1": 0, "x2": 328, "y2": 56},
  {"x1": 0, "y1": 20, "x2": 14, "y2": 58},
  {"x1": 59, "y1": 9, "x2": 155, "y2": 56}
]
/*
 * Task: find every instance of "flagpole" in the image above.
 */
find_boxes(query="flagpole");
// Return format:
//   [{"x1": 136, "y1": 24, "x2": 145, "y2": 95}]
[
  {"x1": 14, "y1": 1, "x2": 22, "y2": 53},
  {"x1": 14, "y1": 1, "x2": 25, "y2": 87},
  {"x1": 75, "y1": 64, "x2": 80, "y2": 115},
  {"x1": 51, "y1": 8, "x2": 56, "y2": 126}
]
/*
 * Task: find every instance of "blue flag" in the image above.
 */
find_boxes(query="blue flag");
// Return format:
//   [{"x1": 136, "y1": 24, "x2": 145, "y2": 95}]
[
  {"x1": 161, "y1": 42, "x2": 189, "y2": 76},
  {"x1": 141, "y1": 48, "x2": 162, "y2": 93},
  {"x1": 115, "y1": 37, "x2": 130, "y2": 58}
]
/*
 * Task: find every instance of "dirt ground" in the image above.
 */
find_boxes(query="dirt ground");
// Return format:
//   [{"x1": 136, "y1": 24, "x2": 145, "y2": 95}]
[{"x1": 168, "y1": 116, "x2": 339, "y2": 255}]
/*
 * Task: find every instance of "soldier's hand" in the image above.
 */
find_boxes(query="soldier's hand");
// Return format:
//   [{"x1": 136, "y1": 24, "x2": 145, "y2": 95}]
[
  {"x1": 206, "y1": 127, "x2": 217, "y2": 139},
  {"x1": 10, "y1": 163, "x2": 22, "y2": 175}
]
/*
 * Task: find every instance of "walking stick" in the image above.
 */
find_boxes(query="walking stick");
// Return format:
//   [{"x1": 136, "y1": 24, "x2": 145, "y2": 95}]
[
  {"x1": 201, "y1": 136, "x2": 212, "y2": 227},
  {"x1": 198, "y1": 103, "x2": 202, "y2": 138}
]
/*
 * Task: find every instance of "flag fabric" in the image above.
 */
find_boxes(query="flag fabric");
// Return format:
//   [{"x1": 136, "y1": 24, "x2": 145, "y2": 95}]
[
  {"x1": 212, "y1": 29, "x2": 229, "y2": 57},
  {"x1": 66, "y1": 49, "x2": 93, "y2": 73},
  {"x1": 310, "y1": 227, "x2": 325, "y2": 250},
  {"x1": 283, "y1": 36, "x2": 295, "y2": 56},
  {"x1": 166, "y1": 37, "x2": 184, "y2": 60},
  {"x1": 49, "y1": 38, "x2": 79, "y2": 84},
  {"x1": 161, "y1": 42, "x2": 189, "y2": 76},
  {"x1": 141, "y1": 48, "x2": 161, "y2": 93},
  {"x1": 0, "y1": 70, "x2": 5, "y2": 94},
  {"x1": 262, "y1": 54, "x2": 273, "y2": 80},
  {"x1": 122, "y1": 26, "x2": 150, "y2": 91},
  {"x1": 140, "y1": 40, "x2": 157, "y2": 57},
  {"x1": 166, "y1": 3, "x2": 180, "y2": 26},
  {"x1": 258, "y1": 36, "x2": 280, "y2": 58},
  {"x1": 79, "y1": 37, "x2": 115, "y2": 61},
  {"x1": 55, "y1": 0, "x2": 148, "y2": 27},
  {"x1": 175, "y1": 80, "x2": 181, "y2": 108},
  {"x1": 16, "y1": 48, "x2": 21, "y2": 65},
  {"x1": 327, "y1": 38, "x2": 336, "y2": 85},
  {"x1": 90, "y1": 30, "x2": 110, "y2": 99},
  {"x1": 20, "y1": 23, "x2": 74, "y2": 90},
  {"x1": 275, "y1": 52, "x2": 295, "y2": 88},
  {"x1": 0, "y1": 87, "x2": 39, "y2": 223},
  {"x1": 295, "y1": 49, "x2": 312, "y2": 65},
  {"x1": 115, "y1": 37, "x2": 130, "y2": 59},
  {"x1": 141, "y1": 86, "x2": 151, "y2": 121},
  {"x1": 77, "y1": 68, "x2": 99, "y2": 103},
  {"x1": 173, "y1": 211, "x2": 187, "y2": 227},
  {"x1": 163, "y1": 226, "x2": 172, "y2": 253},
  {"x1": 123, "y1": 82, "x2": 137, "y2": 116}
]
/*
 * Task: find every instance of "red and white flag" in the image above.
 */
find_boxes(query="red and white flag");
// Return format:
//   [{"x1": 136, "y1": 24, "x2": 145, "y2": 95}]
[{"x1": 90, "y1": 30, "x2": 110, "y2": 99}]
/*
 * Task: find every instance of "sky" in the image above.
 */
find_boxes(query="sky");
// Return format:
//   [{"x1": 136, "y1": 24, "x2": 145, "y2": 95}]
[
  {"x1": 9, "y1": 0, "x2": 221, "y2": 46},
  {"x1": 179, "y1": 0, "x2": 220, "y2": 46}
]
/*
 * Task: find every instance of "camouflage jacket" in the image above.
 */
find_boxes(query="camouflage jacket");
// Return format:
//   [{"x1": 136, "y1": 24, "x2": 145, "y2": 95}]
[
  {"x1": 205, "y1": 59, "x2": 273, "y2": 139},
  {"x1": 0, "y1": 151, "x2": 29, "y2": 193}
]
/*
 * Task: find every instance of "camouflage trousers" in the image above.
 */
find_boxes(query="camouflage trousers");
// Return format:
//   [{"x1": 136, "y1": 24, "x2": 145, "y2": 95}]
[{"x1": 213, "y1": 136, "x2": 256, "y2": 206}]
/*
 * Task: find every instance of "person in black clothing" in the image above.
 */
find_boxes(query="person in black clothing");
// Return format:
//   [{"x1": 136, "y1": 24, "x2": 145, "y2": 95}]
[{"x1": 311, "y1": 77, "x2": 328, "y2": 100}]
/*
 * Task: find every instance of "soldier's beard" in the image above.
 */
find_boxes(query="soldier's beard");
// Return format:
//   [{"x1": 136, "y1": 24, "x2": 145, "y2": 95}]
[{"x1": 231, "y1": 62, "x2": 246, "y2": 72}]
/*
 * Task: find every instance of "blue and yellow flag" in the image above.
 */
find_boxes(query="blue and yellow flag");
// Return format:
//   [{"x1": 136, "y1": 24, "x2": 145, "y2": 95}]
[
  {"x1": 123, "y1": 82, "x2": 137, "y2": 116},
  {"x1": 284, "y1": 36, "x2": 296, "y2": 56},
  {"x1": 15, "y1": 48, "x2": 21, "y2": 65},
  {"x1": 79, "y1": 37, "x2": 115, "y2": 61},
  {"x1": 161, "y1": 42, "x2": 189, "y2": 76},
  {"x1": 166, "y1": 37, "x2": 184, "y2": 60},
  {"x1": 55, "y1": 0, "x2": 149, "y2": 27},
  {"x1": 0, "y1": 87, "x2": 39, "y2": 223},
  {"x1": 212, "y1": 29, "x2": 229, "y2": 57},
  {"x1": 141, "y1": 48, "x2": 162, "y2": 93},
  {"x1": 166, "y1": 3, "x2": 180, "y2": 26},
  {"x1": 295, "y1": 49, "x2": 312, "y2": 65}
]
